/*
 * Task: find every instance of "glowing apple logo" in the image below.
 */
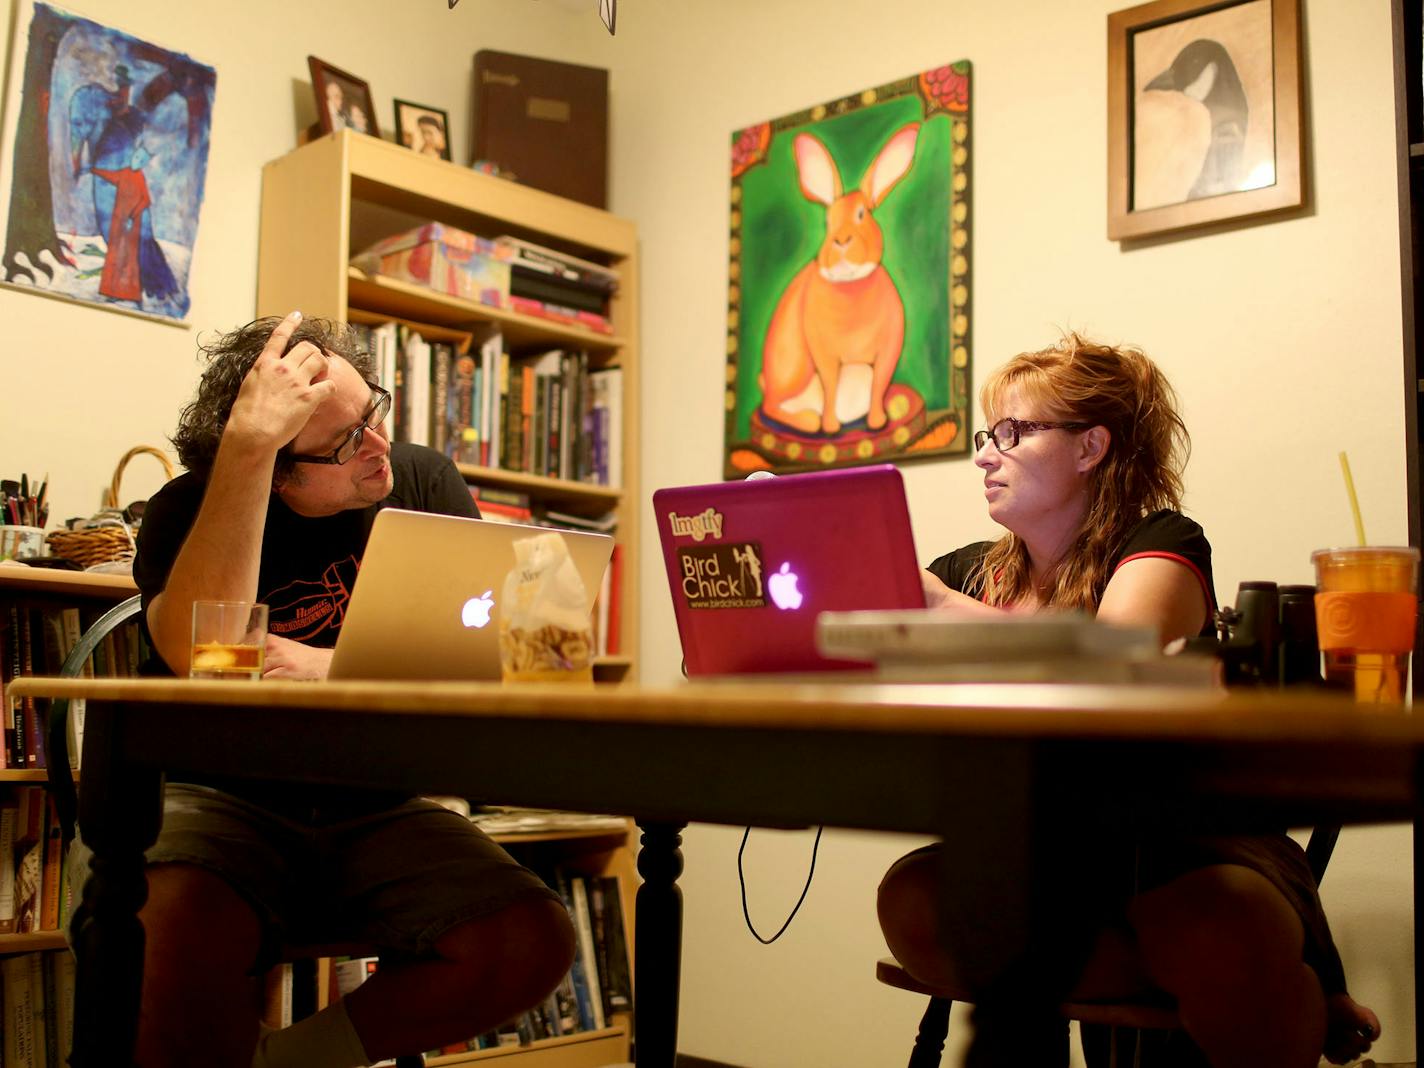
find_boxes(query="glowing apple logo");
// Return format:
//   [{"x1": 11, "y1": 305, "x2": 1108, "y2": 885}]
[
  {"x1": 461, "y1": 590, "x2": 495, "y2": 629},
  {"x1": 768, "y1": 562, "x2": 803, "y2": 610}
]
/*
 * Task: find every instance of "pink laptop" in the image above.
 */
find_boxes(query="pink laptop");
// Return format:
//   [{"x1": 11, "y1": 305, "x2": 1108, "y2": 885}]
[{"x1": 653, "y1": 465, "x2": 925, "y2": 676}]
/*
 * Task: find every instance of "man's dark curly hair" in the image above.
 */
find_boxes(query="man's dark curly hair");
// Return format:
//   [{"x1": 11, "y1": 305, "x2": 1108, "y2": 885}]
[{"x1": 170, "y1": 316, "x2": 375, "y2": 483}]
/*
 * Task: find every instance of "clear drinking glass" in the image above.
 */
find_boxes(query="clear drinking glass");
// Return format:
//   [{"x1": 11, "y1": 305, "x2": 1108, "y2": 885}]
[{"x1": 189, "y1": 600, "x2": 268, "y2": 680}]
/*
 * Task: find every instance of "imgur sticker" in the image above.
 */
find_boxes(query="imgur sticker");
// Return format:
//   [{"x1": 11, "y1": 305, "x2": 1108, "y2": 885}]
[{"x1": 678, "y1": 542, "x2": 766, "y2": 609}]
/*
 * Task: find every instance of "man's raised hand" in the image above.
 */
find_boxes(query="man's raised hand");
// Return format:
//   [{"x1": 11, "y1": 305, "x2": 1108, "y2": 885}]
[{"x1": 224, "y1": 311, "x2": 338, "y2": 454}]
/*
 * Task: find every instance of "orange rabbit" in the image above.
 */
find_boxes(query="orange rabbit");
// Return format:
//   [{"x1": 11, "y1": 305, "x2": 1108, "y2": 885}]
[{"x1": 759, "y1": 122, "x2": 920, "y2": 436}]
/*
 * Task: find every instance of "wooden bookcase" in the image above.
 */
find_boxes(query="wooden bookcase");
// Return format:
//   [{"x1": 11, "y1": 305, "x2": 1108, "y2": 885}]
[
  {"x1": 0, "y1": 567, "x2": 140, "y2": 1059},
  {"x1": 256, "y1": 129, "x2": 640, "y2": 683}
]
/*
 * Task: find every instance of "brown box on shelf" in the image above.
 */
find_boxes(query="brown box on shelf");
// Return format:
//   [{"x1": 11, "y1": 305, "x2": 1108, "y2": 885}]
[
  {"x1": 350, "y1": 223, "x2": 512, "y2": 308},
  {"x1": 471, "y1": 50, "x2": 608, "y2": 208}
]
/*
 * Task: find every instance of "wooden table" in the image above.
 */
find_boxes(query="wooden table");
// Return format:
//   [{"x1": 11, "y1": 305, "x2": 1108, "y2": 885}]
[{"x1": 10, "y1": 675, "x2": 1423, "y2": 1066}]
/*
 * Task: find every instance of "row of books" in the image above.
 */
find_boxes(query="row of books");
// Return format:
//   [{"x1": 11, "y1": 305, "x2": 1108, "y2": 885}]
[
  {"x1": 351, "y1": 226, "x2": 618, "y2": 335},
  {"x1": 290, "y1": 868, "x2": 630, "y2": 1059},
  {"x1": 0, "y1": 788, "x2": 66, "y2": 938},
  {"x1": 0, "y1": 601, "x2": 144, "y2": 771},
  {"x1": 0, "y1": 951, "x2": 74, "y2": 1068},
  {"x1": 501, "y1": 236, "x2": 618, "y2": 335},
  {"x1": 350, "y1": 323, "x2": 624, "y2": 488},
  {"x1": 468, "y1": 490, "x2": 624, "y2": 657}
]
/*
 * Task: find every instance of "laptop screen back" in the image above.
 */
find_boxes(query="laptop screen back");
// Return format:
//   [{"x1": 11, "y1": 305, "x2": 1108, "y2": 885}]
[
  {"x1": 329, "y1": 509, "x2": 613, "y2": 681},
  {"x1": 652, "y1": 465, "x2": 924, "y2": 676}
]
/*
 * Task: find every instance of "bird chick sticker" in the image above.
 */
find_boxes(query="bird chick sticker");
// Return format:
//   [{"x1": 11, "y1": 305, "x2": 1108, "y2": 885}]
[{"x1": 678, "y1": 543, "x2": 767, "y2": 609}]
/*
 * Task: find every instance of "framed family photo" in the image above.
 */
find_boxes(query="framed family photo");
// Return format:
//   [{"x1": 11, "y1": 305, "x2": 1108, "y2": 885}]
[
  {"x1": 393, "y1": 99, "x2": 451, "y2": 160},
  {"x1": 308, "y1": 55, "x2": 379, "y2": 138},
  {"x1": 1106, "y1": 0, "x2": 1302, "y2": 240}
]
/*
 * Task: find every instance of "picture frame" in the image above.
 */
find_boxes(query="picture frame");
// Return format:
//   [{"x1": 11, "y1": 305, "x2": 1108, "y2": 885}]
[
  {"x1": 393, "y1": 99, "x2": 451, "y2": 160},
  {"x1": 0, "y1": 0, "x2": 218, "y2": 324},
  {"x1": 1106, "y1": 0, "x2": 1302, "y2": 241},
  {"x1": 307, "y1": 55, "x2": 379, "y2": 139},
  {"x1": 724, "y1": 62, "x2": 972, "y2": 478}
]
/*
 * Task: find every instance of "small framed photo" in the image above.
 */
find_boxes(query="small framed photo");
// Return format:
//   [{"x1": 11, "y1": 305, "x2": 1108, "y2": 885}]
[
  {"x1": 393, "y1": 99, "x2": 452, "y2": 160},
  {"x1": 1106, "y1": 0, "x2": 1303, "y2": 241},
  {"x1": 308, "y1": 55, "x2": 380, "y2": 138}
]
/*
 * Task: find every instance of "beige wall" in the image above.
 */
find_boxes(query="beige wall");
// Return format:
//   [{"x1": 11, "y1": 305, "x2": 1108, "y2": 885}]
[
  {"x1": 0, "y1": 0, "x2": 1411, "y2": 1064},
  {"x1": 616, "y1": 1, "x2": 1414, "y2": 1064}
]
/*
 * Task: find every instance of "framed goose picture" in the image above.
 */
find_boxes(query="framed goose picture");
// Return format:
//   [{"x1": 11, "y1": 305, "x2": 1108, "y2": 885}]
[{"x1": 1106, "y1": 0, "x2": 1303, "y2": 240}]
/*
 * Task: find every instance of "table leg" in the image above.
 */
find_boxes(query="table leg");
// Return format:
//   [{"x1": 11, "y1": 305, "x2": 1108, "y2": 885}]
[
  {"x1": 634, "y1": 820, "x2": 687, "y2": 1068},
  {"x1": 941, "y1": 751, "x2": 1100, "y2": 1068},
  {"x1": 1415, "y1": 754, "x2": 1423, "y2": 1065},
  {"x1": 69, "y1": 699, "x2": 164, "y2": 1068}
]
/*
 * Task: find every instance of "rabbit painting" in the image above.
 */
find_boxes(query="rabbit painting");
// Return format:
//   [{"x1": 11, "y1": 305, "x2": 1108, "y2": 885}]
[{"x1": 759, "y1": 122, "x2": 921, "y2": 436}]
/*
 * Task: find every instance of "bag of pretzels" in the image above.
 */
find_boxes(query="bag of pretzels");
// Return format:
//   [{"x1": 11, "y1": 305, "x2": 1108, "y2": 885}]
[{"x1": 498, "y1": 531, "x2": 595, "y2": 683}]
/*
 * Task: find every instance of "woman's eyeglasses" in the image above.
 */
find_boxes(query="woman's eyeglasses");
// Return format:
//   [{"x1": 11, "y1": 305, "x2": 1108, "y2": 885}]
[
  {"x1": 973, "y1": 417, "x2": 1091, "y2": 453},
  {"x1": 288, "y1": 382, "x2": 392, "y2": 465}
]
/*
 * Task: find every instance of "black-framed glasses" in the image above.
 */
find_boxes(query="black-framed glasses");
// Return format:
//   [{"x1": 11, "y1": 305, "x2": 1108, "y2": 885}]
[
  {"x1": 288, "y1": 382, "x2": 391, "y2": 465},
  {"x1": 973, "y1": 417, "x2": 1092, "y2": 453}
]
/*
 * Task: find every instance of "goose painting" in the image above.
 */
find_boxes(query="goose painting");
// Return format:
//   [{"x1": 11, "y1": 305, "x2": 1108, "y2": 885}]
[{"x1": 1131, "y1": 0, "x2": 1276, "y2": 211}]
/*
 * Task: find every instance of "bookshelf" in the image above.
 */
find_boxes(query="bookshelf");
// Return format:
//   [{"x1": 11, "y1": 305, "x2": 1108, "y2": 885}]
[
  {"x1": 257, "y1": 130, "x2": 640, "y2": 683},
  {"x1": 0, "y1": 566, "x2": 139, "y2": 1059},
  {"x1": 305, "y1": 821, "x2": 638, "y2": 1065}
]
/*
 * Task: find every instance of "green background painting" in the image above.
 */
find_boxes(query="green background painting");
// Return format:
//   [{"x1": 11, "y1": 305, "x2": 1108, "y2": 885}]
[{"x1": 725, "y1": 62, "x2": 972, "y2": 477}]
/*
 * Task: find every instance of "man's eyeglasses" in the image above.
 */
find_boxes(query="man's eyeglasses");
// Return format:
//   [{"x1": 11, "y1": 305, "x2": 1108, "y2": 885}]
[
  {"x1": 973, "y1": 417, "x2": 1092, "y2": 453},
  {"x1": 288, "y1": 382, "x2": 391, "y2": 465}
]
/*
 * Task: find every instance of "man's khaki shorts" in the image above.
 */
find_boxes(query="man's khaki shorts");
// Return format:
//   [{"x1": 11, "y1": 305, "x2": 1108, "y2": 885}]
[{"x1": 67, "y1": 783, "x2": 559, "y2": 971}]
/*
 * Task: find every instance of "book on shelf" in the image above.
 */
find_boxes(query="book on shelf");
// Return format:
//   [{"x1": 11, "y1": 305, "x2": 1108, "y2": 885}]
[
  {"x1": 0, "y1": 796, "x2": 17, "y2": 934},
  {"x1": 50, "y1": 949, "x2": 75, "y2": 1067},
  {"x1": 509, "y1": 269, "x2": 609, "y2": 315},
  {"x1": 605, "y1": 543, "x2": 624, "y2": 656},
  {"x1": 507, "y1": 294, "x2": 613, "y2": 335},
  {"x1": 3, "y1": 952, "x2": 35, "y2": 1067},
  {"x1": 468, "y1": 807, "x2": 626, "y2": 836},
  {"x1": 14, "y1": 787, "x2": 44, "y2": 934},
  {"x1": 262, "y1": 962, "x2": 294, "y2": 1030},
  {"x1": 539, "y1": 509, "x2": 617, "y2": 534},
  {"x1": 471, "y1": 51, "x2": 609, "y2": 208},
  {"x1": 38, "y1": 796, "x2": 61, "y2": 933},
  {"x1": 569, "y1": 876, "x2": 607, "y2": 1030},
  {"x1": 494, "y1": 235, "x2": 619, "y2": 293},
  {"x1": 588, "y1": 875, "x2": 632, "y2": 1018},
  {"x1": 551, "y1": 869, "x2": 599, "y2": 1033}
]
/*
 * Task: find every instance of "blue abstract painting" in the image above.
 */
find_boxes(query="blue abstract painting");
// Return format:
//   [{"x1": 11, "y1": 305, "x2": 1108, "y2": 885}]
[{"x1": 0, "y1": 1, "x2": 216, "y2": 323}]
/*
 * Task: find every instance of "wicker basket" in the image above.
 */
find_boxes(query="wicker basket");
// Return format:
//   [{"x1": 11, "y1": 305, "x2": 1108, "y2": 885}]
[{"x1": 47, "y1": 446, "x2": 177, "y2": 569}]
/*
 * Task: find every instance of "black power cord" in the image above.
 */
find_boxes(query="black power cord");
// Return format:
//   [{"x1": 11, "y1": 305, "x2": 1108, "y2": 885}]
[{"x1": 737, "y1": 825, "x2": 824, "y2": 944}]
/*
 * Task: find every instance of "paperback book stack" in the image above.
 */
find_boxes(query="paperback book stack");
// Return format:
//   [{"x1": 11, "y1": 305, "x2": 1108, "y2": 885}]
[{"x1": 496, "y1": 235, "x2": 619, "y2": 336}]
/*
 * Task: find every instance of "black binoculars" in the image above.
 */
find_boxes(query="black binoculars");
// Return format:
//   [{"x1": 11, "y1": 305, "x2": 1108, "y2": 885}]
[{"x1": 1209, "y1": 581, "x2": 1323, "y2": 688}]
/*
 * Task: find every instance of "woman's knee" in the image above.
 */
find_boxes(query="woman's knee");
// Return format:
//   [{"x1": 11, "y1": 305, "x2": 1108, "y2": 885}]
[
  {"x1": 878, "y1": 848, "x2": 967, "y2": 987},
  {"x1": 1131, "y1": 864, "x2": 1304, "y2": 973}
]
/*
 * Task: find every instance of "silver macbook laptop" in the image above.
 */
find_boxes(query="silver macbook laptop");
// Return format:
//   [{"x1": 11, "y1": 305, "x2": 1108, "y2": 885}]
[{"x1": 328, "y1": 508, "x2": 614, "y2": 681}]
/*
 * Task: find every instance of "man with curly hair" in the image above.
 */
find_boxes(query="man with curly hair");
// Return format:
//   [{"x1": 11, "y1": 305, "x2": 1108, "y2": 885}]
[{"x1": 70, "y1": 312, "x2": 575, "y2": 1068}]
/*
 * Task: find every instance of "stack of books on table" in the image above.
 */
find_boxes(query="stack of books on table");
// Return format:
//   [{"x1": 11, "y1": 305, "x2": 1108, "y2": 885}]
[{"x1": 496, "y1": 236, "x2": 619, "y2": 335}]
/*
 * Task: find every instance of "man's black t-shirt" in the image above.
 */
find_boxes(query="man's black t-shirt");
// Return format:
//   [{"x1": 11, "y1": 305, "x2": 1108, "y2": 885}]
[{"x1": 133, "y1": 442, "x2": 478, "y2": 820}]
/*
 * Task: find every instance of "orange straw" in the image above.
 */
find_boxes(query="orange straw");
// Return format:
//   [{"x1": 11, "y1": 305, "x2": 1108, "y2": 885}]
[{"x1": 1339, "y1": 451, "x2": 1367, "y2": 546}]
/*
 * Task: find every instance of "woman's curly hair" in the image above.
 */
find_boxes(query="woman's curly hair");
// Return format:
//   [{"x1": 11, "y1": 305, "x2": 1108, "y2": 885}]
[
  {"x1": 972, "y1": 332, "x2": 1191, "y2": 612},
  {"x1": 170, "y1": 317, "x2": 375, "y2": 484}
]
